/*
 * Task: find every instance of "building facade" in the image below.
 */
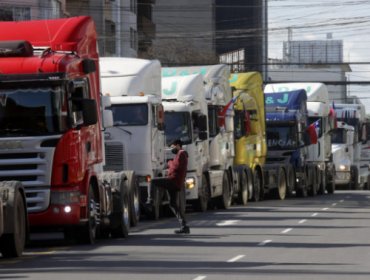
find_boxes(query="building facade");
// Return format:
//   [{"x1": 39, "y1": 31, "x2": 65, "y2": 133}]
[
  {"x1": 216, "y1": 0, "x2": 268, "y2": 74},
  {"x1": 268, "y1": 40, "x2": 351, "y2": 102},
  {"x1": 0, "y1": 0, "x2": 68, "y2": 21},
  {"x1": 66, "y1": 0, "x2": 138, "y2": 57}
]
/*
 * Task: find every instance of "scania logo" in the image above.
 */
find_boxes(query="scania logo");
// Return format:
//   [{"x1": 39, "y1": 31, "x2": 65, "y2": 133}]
[{"x1": 0, "y1": 141, "x2": 23, "y2": 150}]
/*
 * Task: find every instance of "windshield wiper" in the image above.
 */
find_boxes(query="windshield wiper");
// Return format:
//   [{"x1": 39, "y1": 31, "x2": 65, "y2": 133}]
[{"x1": 113, "y1": 124, "x2": 132, "y2": 136}]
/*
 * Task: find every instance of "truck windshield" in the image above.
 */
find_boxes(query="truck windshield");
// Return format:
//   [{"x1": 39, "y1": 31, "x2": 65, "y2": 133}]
[
  {"x1": 111, "y1": 104, "x2": 148, "y2": 126},
  {"x1": 164, "y1": 111, "x2": 192, "y2": 146},
  {"x1": 266, "y1": 125, "x2": 298, "y2": 150},
  {"x1": 0, "y1": 85, "x2": 69, "y2": 136},
  {"x1": 331, "y1": 128, "x2": 346, "y2": 144}
]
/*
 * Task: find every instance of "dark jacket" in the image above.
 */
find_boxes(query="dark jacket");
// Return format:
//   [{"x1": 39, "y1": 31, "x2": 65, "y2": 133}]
[{"x1": 167, "y1": 149, "x2": 188, "y2": 189}]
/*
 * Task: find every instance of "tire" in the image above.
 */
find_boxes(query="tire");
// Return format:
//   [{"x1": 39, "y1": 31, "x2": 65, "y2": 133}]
[
  {"x1": 251, "y1": 170, "x2": 262, "y2": 202},
  {"x1": 237, "y1": 170, "x2": 249, "y2": 206},
  {"x1": 318, "y1": 170, "x2": 326, "y2": 195},
  {"x1": 148, "y1": 185, "x2": 162, "y2": 220},
  {"x1": 350, "y1": 166, "x2": 359, "y2": 190},
  {"x1": 111, "y1": 178, "x2": 130, "y2": 238},
  {"x1": 286, "y1": 165, "x2": 295, "y2": 197},
  {"x1": 78, "y1": 184, "x2": 99, "y2": 244},
  {"x1": 0, "y1": 184, "x2": 27, "y2": 258},
  {"x1": 308, "y1": 168, "x2": 318, "y2": 196},
  {"x1": 124, "y1": 171, "x2": 140, "y2": 227},
  {"x1": 218, "y1": 171, "x2": 231, "y2": 209},
  {"x1": 194, "y1": 174, "x2": 209, "y2": 212},
  {"x1": 296, "y1": 170, "x2": 308, "y2": 198},
  {"x1": 274, "y1": 167, "x2": 287, "y2": 200}
]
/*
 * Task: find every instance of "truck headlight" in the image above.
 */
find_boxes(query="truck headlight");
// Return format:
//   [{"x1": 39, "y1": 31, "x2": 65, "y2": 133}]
[
  {"x1": 339, "y1": 164, "x2": 349, "y2": 171},
  {"x1": 51, "y1": 191, "x2": 80, "y2": 205},
  {"x1": 185, "y1": 177, "x2": 195, "y2": 189}
]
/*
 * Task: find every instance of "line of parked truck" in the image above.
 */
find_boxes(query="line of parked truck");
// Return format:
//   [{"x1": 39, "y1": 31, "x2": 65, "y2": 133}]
[{"x1": 0, "y1": 16, "x2": 369, "y2": 258}]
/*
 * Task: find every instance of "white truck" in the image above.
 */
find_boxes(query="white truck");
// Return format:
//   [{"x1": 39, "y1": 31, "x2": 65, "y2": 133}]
[
  {"x1": 264, "y1": 83, "x2": 336, "y2": 195},
  {"x1": 162, "y1": 65, "x2": 238, "y2": 211},
  {"x1": 331, "y1": 121, "x2": 355, "y2": 187},
  {"x1": 100, "y1": 57, "x2": 165, "y2": 222},
  {"x1": 333, "y1": 103, "x2": 368, "y2": 189}
]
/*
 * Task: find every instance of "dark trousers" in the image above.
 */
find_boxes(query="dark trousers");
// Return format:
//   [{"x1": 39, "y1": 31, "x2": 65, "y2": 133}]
[{"x1": 150, "y1": 177, "x2": 187, "y2": 227}]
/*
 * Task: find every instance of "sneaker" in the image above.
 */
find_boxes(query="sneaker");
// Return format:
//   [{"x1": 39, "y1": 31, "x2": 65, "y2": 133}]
[{"x1": 174, "y1": 226, "x2": 190, "y2": 234}]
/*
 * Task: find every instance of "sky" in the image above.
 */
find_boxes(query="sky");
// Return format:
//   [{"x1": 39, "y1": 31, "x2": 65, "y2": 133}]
[{"x1": 268, "y1": 0, "x2": 370, "y2": 112}]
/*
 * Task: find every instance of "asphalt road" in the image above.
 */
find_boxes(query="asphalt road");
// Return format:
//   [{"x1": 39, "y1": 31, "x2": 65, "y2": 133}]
[{"x1": 1, "y1": 190, "x2": 370, "y2": 280}]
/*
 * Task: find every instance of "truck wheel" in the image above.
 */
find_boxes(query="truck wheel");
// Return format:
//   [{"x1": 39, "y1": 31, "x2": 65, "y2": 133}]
[
  {"x1": 308, "y1": 168, "x2": 318, "y2": 196},
  {"x1": 251, "y1": 170, "x2": 262, "y2": 202},
  {"x1": 78, "y1": 184, "x2": 99, "y2": 244},
  {"x1": 111, "y1": 179, "x2": 130, "y2": 238},
  {"x1": 0, "y1": 185, "x2": 26, "y2": 258},
  {"x1": 124, "y1": 171, "x2": 140, "y2": 227},
  {"x1": 274, "y1": 167, "x2": 287, "y2": 200},
  {"x1": 318, "y1": 171, "x2": 326, "y2": 195},
  {"x1": 148, "y1": 186, "x2": 162, "y2": 220},
  {"x1": 194, "y1": 174, "x2": 209, "y2": 212},
  {"x1": 286, "y1": 165, "x2": 295, "y2": 197},
  {"x1": 237, "y1": 171, "x2": 249, "y2": 206},
  {"x1": 350, "y1": 166, "x2": 359, "y2": 190},
  {"x1": 218, "y1": 171, "x2": 231, "y2": 209}
]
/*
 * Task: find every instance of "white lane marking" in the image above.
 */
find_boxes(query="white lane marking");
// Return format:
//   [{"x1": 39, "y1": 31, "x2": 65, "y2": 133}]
[
  {"x1": 322, "y1": 208, "x2": 329, "y2": 211},
  {"x1": 311, "y1": 213, "x2": 319, "y2": 217},
  {"x1": 298, "y1": 219, "x2": 307, "y2": 224},
  {"x1": 227, "y1": 255, "x2": 245, "y2": 263},
  {"x1": 216, "y1": 220, "x2": 239, "y2": 226},
  {"x1": 258, "y1": 240, "x2": 272, "y2": 246},
  {"x1": 339, "y1": 199, "x2": 344, "y2": 203},
  {"x1": 281, "y1": 228, "x2": 293, "y2": 234},
  {"x1": 332, "y1": 203, "x2": 337, "y2": 206},
  {"x1": 193, "y1": 276, "x2": 207, "y2": 280}
]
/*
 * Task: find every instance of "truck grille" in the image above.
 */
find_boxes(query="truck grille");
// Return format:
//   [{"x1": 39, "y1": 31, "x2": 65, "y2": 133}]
[
  {"x1": 104, "y1": 142, "x2": 126, "y2": 172},
  {"x1": 0, "y1": 141, "x2": 55, "y2": 214}
]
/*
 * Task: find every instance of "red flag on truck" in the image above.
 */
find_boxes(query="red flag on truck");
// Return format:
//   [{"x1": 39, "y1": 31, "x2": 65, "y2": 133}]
[
  {"x1": 306, "y1": 122, "x2": 318, "y2": 144},
  {"x1": 218, "y1": 96, "x2": 238, "y2": 127}
]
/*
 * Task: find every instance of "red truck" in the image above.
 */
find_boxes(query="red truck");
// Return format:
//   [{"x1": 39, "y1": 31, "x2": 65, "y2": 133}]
[{"x1": 0, "y1": 16, "x2": 133, "y2": 244}]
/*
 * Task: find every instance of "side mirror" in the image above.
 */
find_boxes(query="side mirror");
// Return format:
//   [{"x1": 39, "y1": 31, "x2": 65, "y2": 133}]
[
  {"x1": 103, "y1": 109, "x2": 113, "y2": 128},
  {"x1": 82, "y1": 59, "x2": 96, "y2": 74},
  {"x1": 199, "y1": 131, "x2": 208, "y2": 140},
  {"x1": 198, "y1": 115, "x2": 208, "y2": 131},
  {"x1": 81, "y1": 99, "x2": 98, "y2": 126}
]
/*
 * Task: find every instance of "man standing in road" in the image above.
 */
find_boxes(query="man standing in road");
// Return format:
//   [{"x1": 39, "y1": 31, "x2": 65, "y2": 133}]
[{"x1": 149, "y1": 139, "x2": 190, "y2": 234}]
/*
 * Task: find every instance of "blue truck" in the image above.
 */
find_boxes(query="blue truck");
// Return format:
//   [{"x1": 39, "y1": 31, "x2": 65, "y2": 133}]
[{"x1": 264, "y1": 89, "x2": 319, "y2": 197}]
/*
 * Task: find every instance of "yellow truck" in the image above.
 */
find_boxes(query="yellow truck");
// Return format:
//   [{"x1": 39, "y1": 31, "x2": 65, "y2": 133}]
[{"x1": 230, "y1": 72, "x2": 267, "y2": 203}]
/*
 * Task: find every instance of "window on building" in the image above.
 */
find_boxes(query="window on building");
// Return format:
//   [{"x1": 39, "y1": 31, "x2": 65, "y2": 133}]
[
  {"x1": 0, "y1": 6, "x2": 31, "y2": 21},
  {"x1": 130, "y1": 27, "x2": 138, "y2": 51},
  {"x1": 39, "y1": 0, "x2": 62, "y2": 19},
  {"x1": 105, "y1": 20, "x2": 116, "y2": 55},
  {"x1": 130, "y1": 0, "x2": 137, "y2": 14}
]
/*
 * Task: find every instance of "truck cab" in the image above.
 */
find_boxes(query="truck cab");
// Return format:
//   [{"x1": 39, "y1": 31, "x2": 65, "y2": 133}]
[
  {"x1": 333, "y1": 103, "x2": 367, "y2": 189},
  {"x1": 100, "y1": 57, "x2": 165, "y2": 219},
  {"x1": 264, "y1": 89, "x2": 317, "y2": 197},
  {"x1": 265, "y1": 83, "x2": 336, "y2": 194},
  {"x1": 331, "y1": 121, "x2": 355, "y2": 187},
  {"x1": 162, "y1": 65, "x2": 237, "y2": 211}
]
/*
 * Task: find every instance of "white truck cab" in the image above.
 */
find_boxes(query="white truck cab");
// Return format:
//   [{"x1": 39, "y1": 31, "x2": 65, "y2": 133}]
[{"x1": 100, "y1": 57, "x2": 165, "y2": 217}]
